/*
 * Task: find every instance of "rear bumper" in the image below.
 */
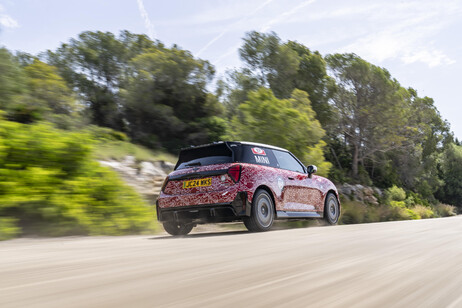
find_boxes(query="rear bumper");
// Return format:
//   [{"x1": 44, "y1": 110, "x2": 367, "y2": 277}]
[{"x1": 157, "y1": 192, "x2": 251, "y2": 224}]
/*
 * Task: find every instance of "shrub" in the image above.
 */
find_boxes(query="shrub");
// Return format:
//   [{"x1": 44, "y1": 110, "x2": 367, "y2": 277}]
[
  {"x1": 412, "y1": 205, "x2": 435, "y2": 219},
  {"x1": 85, "y1": 125, "x2": 129, "y2": 142},
  {"x1": 386, "y1": 185, "x2": 406, "y2": 202},
  {"x1": 390, "y1": 200, "x2": 406, "y2": 208},
  {"x1": 0, "y1": 218, "x2": 20, "y2": 240},
  {"x1": 0, "y1": 119, "x2": 156, "y2": 239},
  {"x1": 340, "y1": 201, "x2": 368, "y2": 224},
  {"x1": 434, "y1": 203, "x2": 457, "y2": 217}
]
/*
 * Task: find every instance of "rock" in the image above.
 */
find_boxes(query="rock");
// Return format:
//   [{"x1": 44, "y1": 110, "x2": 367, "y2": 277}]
[
  {"x1": 162, "y1": 161, "x2": 175, "y2": 173},
  {"x1": 363, "y1": 187, "x2": 374, "y2": 197},
  {"x1": 99, "y1": 158, "x2": 169, "y2": 202},
  {"x1": 373, "y1": 187, "x2": 383, "y2": 197},
  {"x1": 338, "y1": 183, "x2": 354, "y2": 197},
  {"x1": 139, "y1": 162, "x2": 167, "y2": 178},
  {"x1": 123, "y1": 155, "x2": 136, "y2": 166},
  {"x1": 337, "y1": 183, "x2": 380, "y2": 205},
  {"x1": 154, "y1": 161, "x2": 175, "y2": 174}
]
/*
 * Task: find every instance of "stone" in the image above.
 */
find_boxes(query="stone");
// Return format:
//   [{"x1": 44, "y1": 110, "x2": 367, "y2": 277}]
[
  {"x1": 123, "y1": 156, "x2": 136, "y2": 166},
  {"x1": 139, "y1": 161, "x2": 166, "y2": 177}
]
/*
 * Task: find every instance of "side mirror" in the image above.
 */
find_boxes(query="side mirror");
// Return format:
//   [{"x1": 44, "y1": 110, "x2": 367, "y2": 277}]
[{"x1": 307, "y1": 165, "x2": 317, "y2": 178}]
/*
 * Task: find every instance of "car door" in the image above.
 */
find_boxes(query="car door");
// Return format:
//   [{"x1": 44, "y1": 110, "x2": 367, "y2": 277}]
[{"x1": 272, "y1": 150, "x2": 321, "y2": 212}]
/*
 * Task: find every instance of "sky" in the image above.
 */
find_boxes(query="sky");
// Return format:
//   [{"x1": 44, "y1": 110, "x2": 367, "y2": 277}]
[{"x1": 1, "y1": 0, "x2": 461, "y2": 138}]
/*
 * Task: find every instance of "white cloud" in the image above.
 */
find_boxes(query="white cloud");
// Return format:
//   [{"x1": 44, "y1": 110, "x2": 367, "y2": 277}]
[
  {"x1": 0, "y1": 15, "x2": 18, "y2": 28},
  {"x1": 403, "y1": 50, "x2": 455, "y2": 67},
  {"x1": 137, "y1": 0, "x2": 156, "y2": 39},
  {"x1": 331, "y1": 0, "x2": 460, "y2": 67},
  {"x1": 0, "y1": 4, "x2": 18, "y2": 29}
]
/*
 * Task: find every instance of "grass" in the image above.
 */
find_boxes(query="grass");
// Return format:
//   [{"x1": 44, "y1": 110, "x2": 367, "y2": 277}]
[
  {"x1": 93, "y1": 140, "x2": 177, "y2": 163},
  {"x1": 339, "y1": 199, "x2": 457, "y2": 225}
]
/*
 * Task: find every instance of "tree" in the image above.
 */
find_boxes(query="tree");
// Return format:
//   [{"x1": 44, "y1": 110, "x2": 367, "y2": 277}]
[
  {"x1": 238, "y1": 31, "x2": 333, "y2": 125},
  {"x1": 122, "y1": 46, "x2": 225, "y2": 151},
  {"x1": 326, "y1": 53, "x2": 411, "y2": 180},
  {"x1": 218, "y1": 68, "x2": 260, "y2": 118},
  {"x1": 22, "y1": 59, "x2": 79, "y2": 126},
  {"x1": 0, "y1": 48, "x2": 27, "y2": 112},
  {"x1": 384, "y1": 89, "x2": 451, "y2": 198},
  {"x1": 229, "y1": 87, "x2": 331, "y2": 175},
  {"x1": 45, "y1": 31, "x2": 159, "y2": 130},
  {"x1": 437, "y1": 143, "x2": 462, "y2": 207}
]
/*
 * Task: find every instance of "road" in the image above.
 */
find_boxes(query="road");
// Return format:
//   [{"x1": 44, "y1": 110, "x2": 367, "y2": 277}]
[{"x1": 1, "y1": 216, "x2": 462, "y2": 308}]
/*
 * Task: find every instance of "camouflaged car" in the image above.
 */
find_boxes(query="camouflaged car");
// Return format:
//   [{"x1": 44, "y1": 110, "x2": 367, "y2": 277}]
[{"x1": 157, "y1": 141, "x2": 340, "y2": 235}]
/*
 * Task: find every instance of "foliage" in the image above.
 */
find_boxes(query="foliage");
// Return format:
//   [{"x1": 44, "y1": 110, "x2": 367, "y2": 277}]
[
  {"x1": 20, "y1": 59, "x2": 81, "y2": 128},
  {"x1": 238, "y1": 31, "x2": 334, "y2": 125},
  {"x1": 229, "y1": 87, "x2": 331, "y2": 175},
  {"x1": 412, "y1": 205, "x2": 435, "y2": 219},
  {"x1": 46, "y1": 30, "x2": 159, "y2": 129},
  {"x1": 0, "y1": 218, "x2": 20, "y2": 241},
  {"x1": 326, "y1": 53, "x2": 412, "y2": 180},
  {"x1": 218, "y1": 69, "x2": 260, "y2": 119},
  {"x1": 385, "y1": 185, "x2": 406, "y2": 202},
  {"x1": 433, "y1": 203, "x2": 457, "y2": 217},
  {"x1": 0, "y1": 28, "x2": 461, "y2": 236},
  {"x1": 339, "y1": 199, "x2": 441, "y2": 225},
  {"x1": 0, "y1": 48, "x2": 28, "y2": 117},
  {"x1": 436, "y1": 144, "x2": 462, "y2": 207},
  {"x1": 0, "y1": 118, "x2": 155, "y2": 238},
  {"x1": 122, "y1": 46, "x2": 225, "y2": 151},
  {"x1": 45, "y1": 30, "x2": 226, "y2": 152}
]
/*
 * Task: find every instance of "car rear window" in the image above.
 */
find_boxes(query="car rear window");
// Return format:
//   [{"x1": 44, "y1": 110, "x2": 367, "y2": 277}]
[
  {"x1": 235, "y1": 145, "x2": 279, "y2": 168},
  {"x1": 175, "y1": 143, "x2": 233, "y2": 170}
]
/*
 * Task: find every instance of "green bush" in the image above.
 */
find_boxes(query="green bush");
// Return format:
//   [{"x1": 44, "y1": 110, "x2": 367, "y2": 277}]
[
  {"x1": 386, "y1": 185, "x2": 406, "y2": 202},
  {"x1": 0, "y1": 118, "x2": 156, "y2": 239},
  {"x1": 434, "y1": 204, "x2": 457, "y2": 217},
  {"x1": 411, "y1": 205, "x2": 435, "y2": 219},
  {"x1": 84, "y1": 125, "x2": 129, "y2": 142},
  {"x1": 0, "y1": 218, "x2": 20, "y2": 240},
  {"x1": 339, "y1": 200, "x2": 440, "y2": 224}
]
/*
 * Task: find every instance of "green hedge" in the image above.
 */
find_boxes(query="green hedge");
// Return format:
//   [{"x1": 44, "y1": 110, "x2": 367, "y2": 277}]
[{"x1": 0, "y1": 118, "x2": 155, "y2": 239}]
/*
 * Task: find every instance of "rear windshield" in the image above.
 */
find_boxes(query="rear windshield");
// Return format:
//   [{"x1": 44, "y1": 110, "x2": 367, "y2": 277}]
[{"x1": 175, "y1": 143, "x2": 233, "y2": 170}]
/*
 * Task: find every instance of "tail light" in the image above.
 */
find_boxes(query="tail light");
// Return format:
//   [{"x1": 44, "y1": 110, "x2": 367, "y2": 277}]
[
  {"x1": 228, "y1": 165, "x2": 242, "y2": 183},
  {"x1": 161, "y1": 177, "x2": 169, "y2": 192}
]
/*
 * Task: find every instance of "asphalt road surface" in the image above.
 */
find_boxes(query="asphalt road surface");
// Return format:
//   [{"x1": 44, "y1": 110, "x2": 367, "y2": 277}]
[{"x1": 1, "y1": 216, "x2": 462, "y2": 308}]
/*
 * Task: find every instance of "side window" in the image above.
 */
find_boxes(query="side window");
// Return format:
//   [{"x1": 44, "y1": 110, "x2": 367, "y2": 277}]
[
  {"x1": 273, "y1": 150, "x2": 305, "y2": 173},
  {"x1": 238, "y1": 146, "x2": 279, "y2": 167}
]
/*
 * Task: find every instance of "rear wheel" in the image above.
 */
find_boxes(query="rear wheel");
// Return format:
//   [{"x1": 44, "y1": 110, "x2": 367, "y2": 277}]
[
  {"x1": 244, "y1": 189, "x2": 274, "y2": 232},
  {"x1": 163, "y1": 221, "x2": 194, "y2": 236},
  {"x1": 324, "y1": 193, "x2": 340, "y2": 225}
]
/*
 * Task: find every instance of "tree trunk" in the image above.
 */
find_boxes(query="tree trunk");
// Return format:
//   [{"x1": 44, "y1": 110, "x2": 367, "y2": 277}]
[{"x1": 352, "y1": 143, "x2": 359, "y2": 178}]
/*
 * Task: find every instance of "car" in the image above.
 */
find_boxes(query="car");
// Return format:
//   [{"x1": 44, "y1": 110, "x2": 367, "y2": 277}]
[{"x1": 156, "y1": 141, "x2": 340, "y2": 235}]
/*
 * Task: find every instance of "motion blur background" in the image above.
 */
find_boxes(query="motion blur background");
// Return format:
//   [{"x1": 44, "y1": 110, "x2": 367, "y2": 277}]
[{"x1": 0, "y1": 0, "x2": 460, "y2": 240}]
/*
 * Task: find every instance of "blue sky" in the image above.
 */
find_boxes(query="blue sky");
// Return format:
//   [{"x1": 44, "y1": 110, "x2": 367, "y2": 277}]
[{"x1": 1, "y1": 0, "x2": 461, "y2": 138}]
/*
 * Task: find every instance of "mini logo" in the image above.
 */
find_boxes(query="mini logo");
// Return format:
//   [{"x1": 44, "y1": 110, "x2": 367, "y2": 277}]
[{"x1": 251, "y1": 147, "x2": 266, "y2": 155}]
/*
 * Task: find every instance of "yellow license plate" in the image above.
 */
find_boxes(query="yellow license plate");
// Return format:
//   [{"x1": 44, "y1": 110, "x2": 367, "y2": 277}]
[{"x1": 183, "y1": 178, "x2": 212, "y2": 189}]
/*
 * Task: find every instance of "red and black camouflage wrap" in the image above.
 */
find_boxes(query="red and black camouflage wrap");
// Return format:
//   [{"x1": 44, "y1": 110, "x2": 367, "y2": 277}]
[{"x1": 158, "y1": 162, "x2": 338, "y2": 216}]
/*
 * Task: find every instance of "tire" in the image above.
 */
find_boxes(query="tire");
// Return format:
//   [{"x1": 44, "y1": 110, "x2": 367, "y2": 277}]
[
  {"x1": 324, "y1": 192, "x2": 340, "y2": 225},
  {"x1": 243, "y1": 189, "x2": 275, "y2": 232},
  {"x1": 163, "y1": 221, "x2": 194, "y2": 236}
]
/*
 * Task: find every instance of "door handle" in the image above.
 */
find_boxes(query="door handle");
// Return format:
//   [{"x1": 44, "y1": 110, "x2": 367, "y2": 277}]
[{"x1": 288, "y1": 177, "x2": 295, "y2": 180}]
